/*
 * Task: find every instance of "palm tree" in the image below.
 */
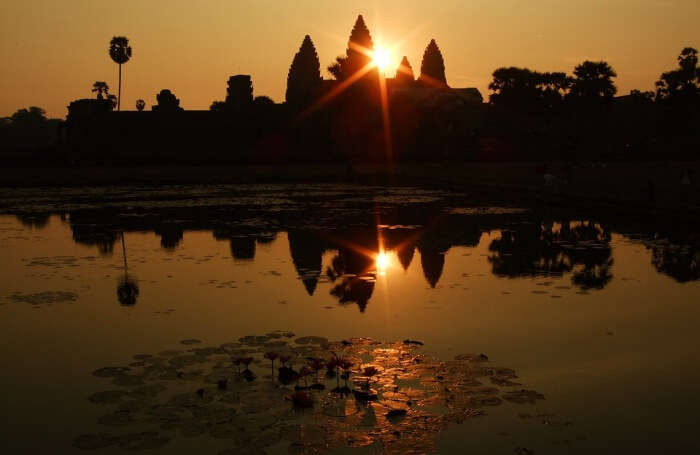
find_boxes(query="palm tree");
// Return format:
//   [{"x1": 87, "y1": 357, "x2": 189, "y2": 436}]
[
  {"x1": 91, "y1": 81, "x2": 109, "y2": 100},
  {"x1": 109, "y1": 36, "x2": 132, "y2": 111},
  {"x1": 135, "y1": 99, "x2": 146, "y2": 111}
]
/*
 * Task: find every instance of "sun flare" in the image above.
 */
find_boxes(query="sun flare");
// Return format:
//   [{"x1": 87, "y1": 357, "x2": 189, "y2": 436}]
[
  {"x1": 376, "y1": 250, "x2": 390, "y2": 274},
  {"x1": 373, "y1": 47, "x2": 392, "y2": 73}
]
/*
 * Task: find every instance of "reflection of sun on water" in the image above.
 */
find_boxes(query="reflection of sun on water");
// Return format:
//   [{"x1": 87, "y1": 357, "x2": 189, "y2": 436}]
[{"x1": 376, "y1": 250, "x2": 389, "y2": 275}]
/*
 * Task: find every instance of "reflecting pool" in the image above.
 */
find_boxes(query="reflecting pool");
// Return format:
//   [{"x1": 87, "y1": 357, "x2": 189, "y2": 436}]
[{"x1": 1, "y1": 184, "x2": 699, "y2": 454}]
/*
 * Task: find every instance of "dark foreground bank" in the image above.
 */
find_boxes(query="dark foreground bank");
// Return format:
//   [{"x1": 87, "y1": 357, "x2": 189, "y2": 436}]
[{"x1": 1, "y1": 162, "x2": 698, "y2": 219}]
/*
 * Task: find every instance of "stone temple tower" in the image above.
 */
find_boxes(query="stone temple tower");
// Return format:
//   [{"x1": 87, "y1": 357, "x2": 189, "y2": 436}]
[{"x1": 225, "y1": 75, "x2": 253, "y2": 110}]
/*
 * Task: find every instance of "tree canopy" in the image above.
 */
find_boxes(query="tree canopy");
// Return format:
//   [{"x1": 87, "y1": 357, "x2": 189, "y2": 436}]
[
  {"x1": 656, "y1": 47, "x2": 700, "y2": 103},
  {"x1": 9, "y1": 107, "x2": 47, "y2": 125},
  {"x1": 109, "y1": 37, "x2": 132, "y2": 65},
  {"x1": 568, "y1": 61, "x2": 617, "y2": 101},
  {"x1": 489, "y1": 67, "x2": 569, "y2": 111},
  {"x1": 419, "y1": 40, "x2": 447, "y2": 87},
  {"x1": 154, "y1": 89, "x2": 182, "y2": 112},
  {"x1": 92, "y1": 81, "x2": 110, "y2": 100}
]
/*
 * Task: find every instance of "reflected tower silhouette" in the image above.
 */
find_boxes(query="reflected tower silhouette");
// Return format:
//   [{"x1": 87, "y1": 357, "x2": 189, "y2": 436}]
[
  {"x1": 381, "y1": 228, "x2": 416, "y2": 272},
  {"x1": 288, "y1": 230, "x2": 324, "y2": 295},
  {"x1": 230, "y1": 237, "x2": 256, "y2": 261},
  {"x1": 327, "y1": 228, "x2": 378, "y2": 312},
  {"x1": 70, "y1": 215, "x2": 119, "y2": 256},
  {"x1": 15, "y1": 213, "x2": 50, "y2": 229},
  {"x1": 155, "y1": 223, "x2": 184, "y2": 251},
  {"x1": 418, "y1": 245, "x2": 445, "y2": 288},
  {"x1": 488, "y1": 220, "x2": 613, "y2": 290}
]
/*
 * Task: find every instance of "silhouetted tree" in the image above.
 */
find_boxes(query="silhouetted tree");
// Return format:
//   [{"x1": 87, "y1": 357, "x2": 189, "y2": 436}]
[
  {"x1": 1, "y1": 106, "x2": 54, "y2": 149},
  {"x1": 567, "y1": 61, "x2": 617, "y2": 155},
  {"x1": 135, "y1": 99, "x2": 146, "y2": 111},
  {"x1": 253, "y1": 95, "x2": 275, "y2": 107},
  {"x1": 395, "y1": 56, "x2": 415, "y2": 86},
  {"x1": 539, "y1": 71, "x2": 571, "y2": 108},
  {"x1": 328, "y1": 55, "x2": 348, "y2": 81},
  {"x1": 109, "y1": 36, "x2": 132, "y2": 111},
  {"x1": 419, "y1": 39, "x2": 447, "y2": 87},
  {"x1": 656, "y1": 47, "x2": 700, "y2": 102},
  {"x1": 210, "y1": 101, "x2": 226, "y2": 111},
  {"x1": 629, "y1": 89, "x2": 655, "y2": 102},
  {"x1": 568, "y1": 61, "x2": 617, "y2": 102},
  {"x1": 653, "y1": 47, "x2": 700, "y2": 155},
  {"x1": 92, "y1": 81, "x2": 110, "y2": 100},
  {"x1": 153, "y1": 89, "x2": 182, "y2": 112},
  {"x1": 489, "y1": 67, "x2": 541, "y2": 108},
  {"x1": 286, "y1": 35, "x2": 322, "y2": 108},
  {"x1": 489, "y1": 68, "x2": 569, "y2": 113},
  {"x1": 107, "y1": 94, "x2": 117, "y2": 109},
  {"x1": 10, "y1": 106, "x2": 47, "y2": 126}
]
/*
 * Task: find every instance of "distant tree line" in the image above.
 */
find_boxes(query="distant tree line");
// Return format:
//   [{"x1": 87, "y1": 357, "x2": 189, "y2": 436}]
[
  {"x1": 0, "y1": 107, "x2": 61, "y2": 152},
  {"x1": 2, "y1": 20, "x2": 698, "y2": 164},
  {"x1": 483, "y1": 48, "x2": 699, "y2": 160}
]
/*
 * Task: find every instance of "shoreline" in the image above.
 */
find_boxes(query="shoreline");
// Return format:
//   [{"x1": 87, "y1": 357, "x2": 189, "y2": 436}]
[{"x1": 1, "y1": 162, "x2": 698, "y2": 220}]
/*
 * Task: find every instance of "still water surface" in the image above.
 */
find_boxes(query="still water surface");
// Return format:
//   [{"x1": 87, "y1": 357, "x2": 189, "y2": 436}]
[{"x1": 1, "y1": 184, "x2": 699, "y2": 454}]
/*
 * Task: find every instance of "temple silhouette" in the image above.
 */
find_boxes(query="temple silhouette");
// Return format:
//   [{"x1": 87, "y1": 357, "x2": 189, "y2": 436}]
[
  {"x1": 3, "y1": 16, "x2": 698, "y2": 164},
  {"x1": 63, "y1": 15, "x2": 484, "y2": 165}
]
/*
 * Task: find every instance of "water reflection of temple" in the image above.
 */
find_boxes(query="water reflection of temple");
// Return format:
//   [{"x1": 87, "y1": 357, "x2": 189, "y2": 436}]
[
  {"x1": 488, "y1": 220, "x2": 614, "y2": 290},
  {"x1": 27, "y1": 207, "x2": 699, "y2": 310}
]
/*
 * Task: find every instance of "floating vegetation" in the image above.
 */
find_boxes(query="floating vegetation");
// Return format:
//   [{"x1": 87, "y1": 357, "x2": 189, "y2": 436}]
[
  {"x1": 77, "y1": 333, "x2": 548, "y2": 453},
  {"x1": 6, "y1": 290, "x2": 78, "y2": 306}
]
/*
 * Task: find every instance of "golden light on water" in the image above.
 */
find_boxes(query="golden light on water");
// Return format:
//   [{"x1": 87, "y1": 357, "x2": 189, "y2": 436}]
[{"x1": 376, "y1": 250, "x2": 390, "y2": 275}]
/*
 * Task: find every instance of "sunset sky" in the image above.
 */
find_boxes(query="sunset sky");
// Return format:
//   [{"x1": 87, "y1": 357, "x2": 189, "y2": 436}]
[{"x1": 1, "y1": 0, "x2": 698, "y2": 118}]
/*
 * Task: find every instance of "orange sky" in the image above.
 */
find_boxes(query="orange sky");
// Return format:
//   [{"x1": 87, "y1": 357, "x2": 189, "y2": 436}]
[{"x1": 1, "y1": 0, "x2": 698, "y2": 118}]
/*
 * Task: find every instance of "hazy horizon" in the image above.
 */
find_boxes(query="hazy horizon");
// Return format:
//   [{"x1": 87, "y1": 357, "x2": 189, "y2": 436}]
[{"x1": 1, "y1": 0, "x2": 698, "y2": 118}]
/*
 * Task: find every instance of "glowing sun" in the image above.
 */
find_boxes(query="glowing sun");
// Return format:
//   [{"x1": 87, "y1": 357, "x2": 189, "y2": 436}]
[
  {"x1": 373, "y1": 47, "x2": 392, "y2": 73},
  {"x1": 376, "y1": 250, "x2": 390, "y2": 274}
]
